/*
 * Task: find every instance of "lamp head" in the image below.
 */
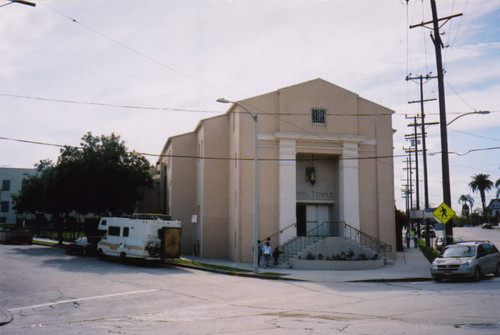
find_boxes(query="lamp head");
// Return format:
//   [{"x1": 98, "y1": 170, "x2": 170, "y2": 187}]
[{"x1": 216, "y1": 98, "x2": 231, "y2": 104}]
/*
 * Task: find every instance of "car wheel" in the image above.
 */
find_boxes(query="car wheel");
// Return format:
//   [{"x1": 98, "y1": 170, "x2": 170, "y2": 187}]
[
  {"x1": 473, "y1": 267, "x2": 481, "y2": 281},
  {"x1": 494, "y1": 263, "x2": 500, "y2": 277},
  {"x1": 97, "y1": 249, "x2": 105, "y2": 260},
  {"x1": 433, "y1": 276, "x2": 442, "y2": 282},
  {"x1": 66, "y1": 246, "x2": 71, "y2": 254},
  {"x1": 120, "y1": 252, "x2": 127, "y2": 264}
]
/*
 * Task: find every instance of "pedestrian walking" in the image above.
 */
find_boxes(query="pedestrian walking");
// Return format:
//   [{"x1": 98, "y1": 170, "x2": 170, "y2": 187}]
[
  {"x1": 256, "y1": 240, "x2": 262, "y2": 267},
  {"x1": 262, "y1": 241, "x2": 272, "y2": 268},
  {"x1": 405, "y1": 230, "x2": 411, "y2": 249},
  {"x1": 272, "y1": 246, "x2": 282, "y2": 266}
]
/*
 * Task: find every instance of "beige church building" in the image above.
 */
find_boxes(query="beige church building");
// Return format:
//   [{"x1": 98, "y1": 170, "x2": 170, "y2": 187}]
[{"x1": 154, "y1": 79, "x2": 396, "y2": 262}]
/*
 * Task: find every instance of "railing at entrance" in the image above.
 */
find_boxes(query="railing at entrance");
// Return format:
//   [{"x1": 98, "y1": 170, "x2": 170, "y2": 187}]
[
  {"x1": 264, "y1": 222, "x2": 296, "y2": 241},
  {"x1": 279, "y1": 221, "x2": 390, "y2": 264}
]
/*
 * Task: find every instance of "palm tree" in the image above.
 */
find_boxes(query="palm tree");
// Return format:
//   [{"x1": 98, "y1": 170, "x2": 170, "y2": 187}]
[
  {"x1": 458, "y1": 194, "x2": 474, "y2": 216},
  {"x1": 469, "y1": 174, "x2": 493, "y2": 213},
  {"x1": 496, "y1": 178, "x2": 500, "y2": 199}
]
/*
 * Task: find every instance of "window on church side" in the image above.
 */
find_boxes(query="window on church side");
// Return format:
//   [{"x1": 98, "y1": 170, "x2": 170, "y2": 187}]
[{"x1": 312, "y1": 109, "x2": 326, "y2": 125}]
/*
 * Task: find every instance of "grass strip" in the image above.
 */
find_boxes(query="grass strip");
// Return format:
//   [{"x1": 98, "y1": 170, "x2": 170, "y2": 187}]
[
  {"x1": 166, "y1": 258, "x2": 288, "y2": 277},
  {"x1": 417, "y1": 238, "x2": 440, "y2": 263}
]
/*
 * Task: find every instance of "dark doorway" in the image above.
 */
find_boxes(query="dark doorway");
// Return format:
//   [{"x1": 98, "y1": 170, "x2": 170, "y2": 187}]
[{"x1": 296, "y1": 204, "x2": 306, "y2": 236}]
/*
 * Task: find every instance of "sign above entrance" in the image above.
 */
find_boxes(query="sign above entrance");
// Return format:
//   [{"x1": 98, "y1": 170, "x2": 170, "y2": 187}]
[{"x1": 296, "y1": 191, "x2": 335, "y2": 202}]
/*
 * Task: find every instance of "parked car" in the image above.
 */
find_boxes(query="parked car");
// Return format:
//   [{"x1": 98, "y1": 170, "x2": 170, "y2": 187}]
[
  {"x1": 435, "y1": 236, "x2": 463, "y2": 251},
  {"x1": 482, "y1": 223, "x2": 493, "y2": 229},
  {"x1": 421, "y1": 230, "x2": 436, "y2": 238},
  {"x1": 0, "y1": 229, "x2": 32, "y2": 244},
  {"x1": 431, "y1": 241, "x2": 500, "y2": 282},
  {"x1": 66, "y1": 236, "x2": 100, "y2": 256}
]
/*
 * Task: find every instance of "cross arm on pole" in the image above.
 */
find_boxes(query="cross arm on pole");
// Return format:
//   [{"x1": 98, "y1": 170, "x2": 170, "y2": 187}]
[{"x1": 409, "y1": 13, "x2": 462, "y2": 29}]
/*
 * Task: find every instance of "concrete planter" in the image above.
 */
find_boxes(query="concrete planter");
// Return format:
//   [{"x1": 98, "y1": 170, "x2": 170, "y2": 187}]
[{"x1": 289, "y1": 258, "x2": 384, "y2": 270}]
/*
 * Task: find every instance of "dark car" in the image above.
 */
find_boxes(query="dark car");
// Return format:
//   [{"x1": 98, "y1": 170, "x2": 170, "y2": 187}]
[
  {"x1": 482, "y1": 223, "x2": 493, "y2": 229},
  {"x1": 66, "y1": 236, "x2": 100, "y2": 256},
  {"x1": 421, "y1": 230, "x2": 436, "y2": 238}
]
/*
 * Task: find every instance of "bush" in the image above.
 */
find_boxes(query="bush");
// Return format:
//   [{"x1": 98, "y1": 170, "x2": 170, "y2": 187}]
[{"x1": 306, "y1": 252, "x2": 316, "y2": 260}]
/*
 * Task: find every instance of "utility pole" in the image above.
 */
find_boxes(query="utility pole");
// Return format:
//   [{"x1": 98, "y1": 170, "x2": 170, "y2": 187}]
[
  {"x1": 404, "y1": 141, "x2": 420, "y2": 229},
  {"x1": 406, "y1": 74, "x2": 438, "y2": 246},
  {"x1": 410, "y1": 0, "x2": 462, "y2": 245},
  {"x1": 402, "y1": 152, "x2": 416, "y2": 216}
]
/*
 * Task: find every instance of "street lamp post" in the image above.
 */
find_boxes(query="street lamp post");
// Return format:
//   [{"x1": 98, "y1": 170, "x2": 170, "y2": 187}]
[
  {"x1": 217, "y1": 98, "x2": 259, "y2": 274},
  {"x1": 447, "y1": 111, "x2": 490, "y2": 126},
  {"x1": 1, "y1": 0, "x2": 36, "y2": 8}
]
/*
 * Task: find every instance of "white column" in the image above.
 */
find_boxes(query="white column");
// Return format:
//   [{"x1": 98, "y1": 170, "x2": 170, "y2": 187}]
[
  {"x1": 339, "y1": 142, "x2": 360, "y2": 229},
  {"x1": 279, "y1": 139, "x2": 296, "y2": 244}
]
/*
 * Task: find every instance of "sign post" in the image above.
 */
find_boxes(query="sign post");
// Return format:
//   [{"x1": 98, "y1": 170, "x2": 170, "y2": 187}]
[{"x1": 191, "y1": 214, "x2": 197, "y2": 263}]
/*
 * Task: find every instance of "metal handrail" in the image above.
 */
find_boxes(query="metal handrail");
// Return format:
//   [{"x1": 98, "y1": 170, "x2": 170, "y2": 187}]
[
  {"x1": 279, "y1": 221, "x2": 390, "y2": 263},
  {"x1": 263, "y1": 222, "x2": 296, "y2": 241}
]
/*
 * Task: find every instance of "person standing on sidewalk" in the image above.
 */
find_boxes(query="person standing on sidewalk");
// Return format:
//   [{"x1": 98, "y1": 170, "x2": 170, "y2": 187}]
[
  {"x1": 405, "y1": 230, "x2": 411, "y2": 249},
  {"x1": 262, "y1": 241, "x2": 272, "y2": 268},
  {"x1": 257, "y1": 240, "x2": 263, "y2": 267}
]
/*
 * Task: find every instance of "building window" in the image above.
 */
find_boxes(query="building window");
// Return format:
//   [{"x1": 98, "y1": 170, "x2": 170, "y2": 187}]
[
  {"x1": 1, "y1": 201, "x2": 9, "y2": 213},
  {"x1": 123, "y1": 227, "x2": 130, "y2": 237},
  {"x1": 2, "y1": 180, "x2": 11, "y2": 191},
  {"x1": 312, "y1": 109, "x2": 326, "y2": 125}
]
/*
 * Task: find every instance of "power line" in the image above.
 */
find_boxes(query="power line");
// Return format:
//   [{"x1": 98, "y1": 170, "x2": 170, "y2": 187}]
[
  {"x1": 444, "y1": 79, "x2": 477, "y2": 111},
  {"x1": 42, "y1": 3, "x2": 225, "y2": 97},
  {"x1": 0, "y1": 92, "x2": 397, "y2": 117},
  {"x1": 448, "y1": 128, "x2": 500, "y2": 142},
  {"x1": 0, "y1": 93, "x2": 221, "y2": 114},
  {"x1": 1, "y1": 135, "x2": 498, "y2": 162}
]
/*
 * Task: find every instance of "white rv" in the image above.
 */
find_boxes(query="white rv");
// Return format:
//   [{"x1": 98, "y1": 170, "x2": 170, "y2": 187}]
[{"x1": 97, "y1": 214, "x2": 181, "y2": 261}]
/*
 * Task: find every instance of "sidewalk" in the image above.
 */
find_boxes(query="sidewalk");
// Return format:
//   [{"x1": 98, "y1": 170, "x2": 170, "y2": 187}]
[
  {"x1": 184, "y1": 246, "x2": 432, "y2": 283},
  {"x1": 29, "y1": 237, "x2": 432, "y2": 282}
]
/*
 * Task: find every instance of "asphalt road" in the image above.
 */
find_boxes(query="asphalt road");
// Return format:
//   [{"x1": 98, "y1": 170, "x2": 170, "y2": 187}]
[
  {"x1": 453, "y1": 226, "x2": 500, "y2": 246},
  {"x1": 1, "y1": 230, "x2": 500, "y2": 334}
]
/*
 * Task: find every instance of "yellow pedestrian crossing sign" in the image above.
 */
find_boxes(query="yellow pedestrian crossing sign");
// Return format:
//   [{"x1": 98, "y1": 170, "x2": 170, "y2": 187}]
[{"x1": 433, "y1": 202, "x2": 456, "y2": 224}]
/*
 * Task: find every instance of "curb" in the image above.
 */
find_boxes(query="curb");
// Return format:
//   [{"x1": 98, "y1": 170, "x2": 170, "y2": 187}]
[
  {"x1": 0, "y1": 307, "x2": 13, "y2": 327},
  {"x1": 348, "y1": 277, "x2": 433, "y2": 283},
  {"x1": 163, "y1": 262, "x2": 303, "y2": 281},
  {"x1": 32, "y1": 239, "x2": 66, "y2": 248}
]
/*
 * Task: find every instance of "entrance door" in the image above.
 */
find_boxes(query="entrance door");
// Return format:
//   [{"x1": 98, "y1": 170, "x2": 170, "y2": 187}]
[
  {"x1": 306, "y1": 205, "x2": 330, "y2": 236},
  {"x1": 296, "y1": 205, "x2": 306, "y2": 236}
]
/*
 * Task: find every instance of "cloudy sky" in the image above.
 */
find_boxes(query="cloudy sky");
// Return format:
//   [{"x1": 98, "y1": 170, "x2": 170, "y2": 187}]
[{"x1": 1, "y1": 0, "x2": 499, "y2": 211}]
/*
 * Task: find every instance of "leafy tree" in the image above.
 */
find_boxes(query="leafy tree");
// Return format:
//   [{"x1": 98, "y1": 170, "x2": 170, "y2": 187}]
[
  {"x1": 468, "y1": 173, "x2": 493, "y2": 214},
  {"x1": 14, "y1": 133, "x2": 153, "y2": 244}
]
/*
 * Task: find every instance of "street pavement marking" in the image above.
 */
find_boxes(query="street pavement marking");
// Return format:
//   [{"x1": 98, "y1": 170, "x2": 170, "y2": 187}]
[{"x1": 8, "y1": 289, "x2": 158, "y2": 312}]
